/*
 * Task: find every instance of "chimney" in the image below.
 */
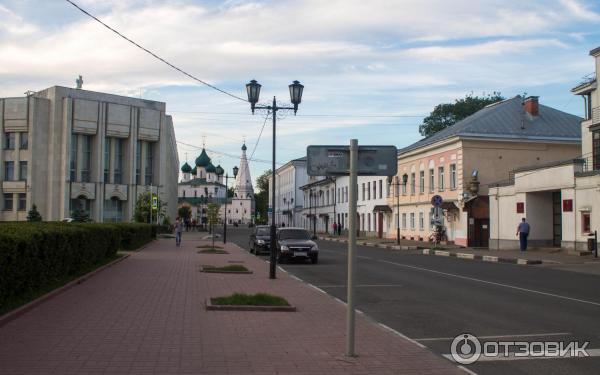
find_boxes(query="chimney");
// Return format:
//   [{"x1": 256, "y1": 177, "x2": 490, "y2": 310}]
[{"x1": 524, "y1": 96, "x2": 539, "y2": 117}]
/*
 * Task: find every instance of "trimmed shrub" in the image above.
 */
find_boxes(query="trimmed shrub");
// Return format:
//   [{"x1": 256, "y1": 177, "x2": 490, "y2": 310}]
[{"x1": 0, "y1": 222, "x2": 154, "y2": 311}]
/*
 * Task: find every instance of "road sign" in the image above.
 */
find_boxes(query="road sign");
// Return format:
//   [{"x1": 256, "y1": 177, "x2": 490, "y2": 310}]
[
  {"x1": 431, "y1": 195, "x2": 443, "y2": 207},
  {"x1": 152, "y1": 195, "x2": 158, "y2": 210},
  {"x1": 307, "y1": 145, "x2": 398, "y2": 176}
]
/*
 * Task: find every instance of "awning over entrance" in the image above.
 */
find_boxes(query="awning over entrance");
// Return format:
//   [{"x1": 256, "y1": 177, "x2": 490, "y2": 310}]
[
  {"x1": 372, "y1": 205, "x2": 392, "y2": 213},
  {"x1": 440, "y1": 201, "x2": 460, "y2": 211}
]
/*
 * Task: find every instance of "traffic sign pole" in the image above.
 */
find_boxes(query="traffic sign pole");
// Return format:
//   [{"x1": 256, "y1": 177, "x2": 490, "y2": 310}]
[{"x1": 346, "y1": 139, "x2": 358, "y2": 357}]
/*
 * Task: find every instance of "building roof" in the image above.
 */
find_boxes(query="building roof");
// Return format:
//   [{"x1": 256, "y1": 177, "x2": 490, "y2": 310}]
[
  {"x1": 191, "y1": 166, "x2": 197, "y2": 175},
  {"x1": 299, "y1": 177, "x2": 334, "y2": 190},
  {"x1": 195, "y1": 149, "x2": 211, "y2": 167},
  {"x1": 206, "y1": 162, "x2": 216, "y2": 173},
  {"x1": 399, "y1": 96, "x2": 582, "y2": 155},
  {"x1": 179, "y1": 177, "x2": 225, "y2": 187},
  {"x1": 181, "y1": 162, "x2": 192, "y2": 173}
]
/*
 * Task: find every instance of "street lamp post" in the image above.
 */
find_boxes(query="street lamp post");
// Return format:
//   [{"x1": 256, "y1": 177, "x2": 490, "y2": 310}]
[
  {"x1": 222, "y1": 166, "x2": 239, "y2": 244},
  {"x1": 388, "y1": 174, "x2": 409, "y2": 246},
  {"x1": 246, "y1": 79, "x2": 304, "y2": 280}
]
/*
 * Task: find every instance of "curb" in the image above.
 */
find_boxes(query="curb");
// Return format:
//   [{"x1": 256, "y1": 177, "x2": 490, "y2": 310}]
[
  {"x1": 318, "y1": 236, "x2": 417, "y2": 250},
  {"x1": 200, "y1": 266, "x2": 253, "y2": 274},
  {"x1": 0, "y1": 253, "x2": 130, "y2": 327},
  {"x1": 205, "y1": 298, "x2": 296, "y2": 312},
  {"x1": 421, "y1": 249, "x2": 543, "y2": 265}
]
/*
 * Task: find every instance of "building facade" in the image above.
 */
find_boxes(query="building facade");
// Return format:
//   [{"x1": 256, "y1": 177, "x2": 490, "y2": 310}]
[
  {"x1": 0, "y1": 86, "x2": 179, "y2": 222},
  {"x1": 489, "y1": 47, "x2": 600, "y2": 251},
  {"x1": 268, "y1": 157, "x2": 308, "y2": 227},
  {"x1": 390, "y1": 96, "x2": 581, "y2": 247}
]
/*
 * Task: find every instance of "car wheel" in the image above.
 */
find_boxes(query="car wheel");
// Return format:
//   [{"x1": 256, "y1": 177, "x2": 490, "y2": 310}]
[{"x1": 311, "y1": 255, "x2": 318, "y2": 264}]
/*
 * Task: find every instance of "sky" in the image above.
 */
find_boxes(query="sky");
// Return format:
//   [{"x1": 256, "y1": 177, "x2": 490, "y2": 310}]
[{"x1": 1, "y1": 0, "x2": 600, "y2": 188}]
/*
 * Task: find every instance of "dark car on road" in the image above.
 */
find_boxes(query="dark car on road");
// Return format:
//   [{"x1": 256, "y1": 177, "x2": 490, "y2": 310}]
[
  {"x1": 249, "y1": 225, "x2": 271, "y2": 255},
  {"x1": 276, "y1": 227, "x2": 319, "y2": 264}
]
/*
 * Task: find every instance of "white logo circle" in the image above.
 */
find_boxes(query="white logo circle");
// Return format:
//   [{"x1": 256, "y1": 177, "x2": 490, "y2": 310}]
[{"x1": 450, "y1": 333, "x2": 481, "y2": 364}]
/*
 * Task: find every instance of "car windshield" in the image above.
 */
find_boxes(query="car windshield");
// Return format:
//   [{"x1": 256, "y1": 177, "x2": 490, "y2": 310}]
[
  {"x1": 256, "y1": 228, "x2": 269, "y2": 236},
  {"x1": 279, "y1": 229, "x2": 311, "y2": 240}
]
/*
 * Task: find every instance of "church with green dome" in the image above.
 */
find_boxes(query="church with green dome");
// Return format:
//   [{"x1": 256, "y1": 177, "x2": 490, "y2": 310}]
[{"x1": 178, "y1": 143, "x2": 255, "y2": 225}]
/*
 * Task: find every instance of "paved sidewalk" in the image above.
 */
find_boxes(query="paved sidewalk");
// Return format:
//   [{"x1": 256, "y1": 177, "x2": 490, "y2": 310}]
[{"x1": 0, "y1": 232, "x2": 462, "y2": 375}]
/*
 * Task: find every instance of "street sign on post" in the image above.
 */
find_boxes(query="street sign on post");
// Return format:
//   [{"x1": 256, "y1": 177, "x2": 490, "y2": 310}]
[
  {"x1": 307, "y1": 145, "x2": 398, "y2": 176},
  {"x1": 307, "y1": 142, "x2": 397, "y2": 358},
  {"x1": 152, "y1": 195, "x2": 158, "y2": 210},
  {"x1": 431, "y1": 195, "x2": 443, "y2": 207}
]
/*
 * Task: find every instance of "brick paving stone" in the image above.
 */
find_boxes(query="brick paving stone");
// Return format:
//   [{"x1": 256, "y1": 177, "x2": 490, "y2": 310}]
[{"x1": 0, "y1": 232, "x2": 463, "y2": 375}]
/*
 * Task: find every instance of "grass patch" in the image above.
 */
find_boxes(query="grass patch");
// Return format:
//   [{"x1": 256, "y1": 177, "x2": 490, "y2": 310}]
[
  {"x1": 197, "y1": 244, "x2": 223, "y2": 249},
  {"x1": 197, "y1": 248, "x2": 229, "y2": 254},
  {"x1": 0, "y1": 254, "x2": 123, "y2": 317},
  {"x1": 203, "y1": 265, "x2": 249, "y2": 272},
  {"x1": 211, "y1": 293, "x2": 290, "y2": 307}
]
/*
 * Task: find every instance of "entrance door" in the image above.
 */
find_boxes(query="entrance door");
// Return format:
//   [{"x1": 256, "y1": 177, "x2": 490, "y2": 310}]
[
  {"x1": 473, "y1": 219, "x2": 489, "y2": 248},
  {"x1": 378, "y1": 212, "x2": 383, "y2": 238},
  {"x1": 552, "y1": 192, "x2": 562, "y2": 247}
]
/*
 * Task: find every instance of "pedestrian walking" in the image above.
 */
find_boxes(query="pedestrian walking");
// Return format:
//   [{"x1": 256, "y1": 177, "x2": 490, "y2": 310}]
[
  {"x1": 175, "y1": 217, "x2": 183, "y2": 247},
  {"x1": 337, "y1": 222, "x2": 342, "y2": 236},
  {"x1": 516, "y1": 217, "x2": 530, "y2": 251},
  {"x1": 332, "y1": 222, "x2": 337, "y2": 236}
]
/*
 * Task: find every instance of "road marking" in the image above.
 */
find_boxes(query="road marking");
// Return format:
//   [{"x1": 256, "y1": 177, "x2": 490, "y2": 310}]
[
  {"x1": 415, "y1": 332, "x2": 571, "y2": 341},
  {"x1": 457, "y1": 365, "x2": 478, "y2": 375},
  {"x1": 442, "y1": 348, "x2": 600, "y2": 362},
  {"x1": 378, "y1": 259, "x2": 600, "y2": 307},
  {"x1": 357, "y1": 255, "x2": 372, "y2": 260},
  {"x1": 307, "y1": 284, "x2": 327, "y2": 294},
  {"x1": 378, "y1": 323, "x2": 427, "y2": 349},
  {"x1": 316, "y1": 284, "x2": 404, "y2": 288}
]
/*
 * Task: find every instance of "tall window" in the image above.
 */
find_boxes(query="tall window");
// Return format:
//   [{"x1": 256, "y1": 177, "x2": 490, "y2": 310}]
[
  {"x1": 373, "y1": 180, "x2": 376, "y2": 199},
  {"x1": 450, "y1": 164, "x2": 457, "y2": 189},
  {"x1": 4, "y1": 132, "x2": 15, "y2": 149},
  {"x1": 19, "y1": 161, "x2": 27, "y2": 181},
  {"x1": 582, "y1": 212, "x2": 591, "y2": 234},
  {"x1": 145, "y1": 142, "x2": 154, "y2": 185},
  {"x1": 438, "y1": 166, "x2": 445, "y2": 191},
  {"x1": 419, "y1": 212, "x2": 424, "y2": 231},
  {"x1": 103, "y1": 198, "x2": 123, "y2": 222},
  {"x1": 593, "y1": 130, "x2": 600, "y2": 171},
  {"x1": 20, "y1": 132, "x2": 28, "y2": 149},
  {"x1": 429, "y1": 210, "x2": 434, "y2": 230},
  {"x1": 70, "y1": 133, "x2": 77, "y2": 181},
  {"x1": 367, "y1": 182, "x2": 371, "y2": 200},
  {"x1": 114, "y1": 138, "x2": 123, "y2": 184},
  {"x1": 402, "y1": 177, "x2": 407, "y2": 195},
  {"x1": 104, "y1": 138, "x2": 111, "y2": 182},
  {"x1": 379, "y1": 179, "x2": 383, "y2": 199},
  {"x1": 4, "y1": 193, "x2": 13, "y2": 211},
  {"x1": 402, "y1": 213, "x2": 407, "y2": 229},
  {"x1": 81, "y1": 135, "x2": 92, "y2": 183},
  {"x1": 4, "y1": 161, "x2": 14, "y2": 181},
  {"x1": 410, "y1": 172, "x2": 416, "y2": 195},
  {"x1": 362, "y1": 183, "x2": 365, "y2": 201},
  {"x1": 429, "y1": 169, "x2": 435, "y2": 192},
  {"x1": 17, "y1": 193, "x2": 26, "y2": 211},
  {"x1": 367, "y1": 213, "x2": 371, "y2": 231},
  {"x1": 410, "y1": 212, "x2": 415, "y2": 229},
  {"x1": 419, "y1": 171, "x2": 425, "y2": 194},
  {"x1": 136, "y1": 140, "x2": 141, "y2": 185}
]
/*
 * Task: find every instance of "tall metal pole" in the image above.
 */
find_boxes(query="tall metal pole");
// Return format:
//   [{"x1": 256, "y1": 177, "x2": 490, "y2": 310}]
[
  {"x1": 269, "y1": 97, "x2": 277, "y2": 279},
  {"x1": 346, "y1": 138, "x2": 358, "y2": 357},
  {"x1": 223, "y1": 175, "x2": 228, "y2": 244}
]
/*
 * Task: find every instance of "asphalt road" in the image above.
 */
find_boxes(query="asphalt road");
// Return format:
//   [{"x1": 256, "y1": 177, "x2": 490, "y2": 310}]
[{"x1": 223, "y1": 227, "x2": 600, "y2": 375}]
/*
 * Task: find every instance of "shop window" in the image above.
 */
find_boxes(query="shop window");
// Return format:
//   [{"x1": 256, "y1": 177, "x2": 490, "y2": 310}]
[{"x1": 582, "y1": 212, "x2": 591, "y2": 234}]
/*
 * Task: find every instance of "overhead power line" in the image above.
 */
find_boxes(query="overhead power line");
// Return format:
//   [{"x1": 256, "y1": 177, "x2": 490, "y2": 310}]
[
  {"x1": 65, "y1": 0, "x2": 247, "y2": 103},
  {"x1": 177, "y1": 140, "x2": 284, "y2": 167}
]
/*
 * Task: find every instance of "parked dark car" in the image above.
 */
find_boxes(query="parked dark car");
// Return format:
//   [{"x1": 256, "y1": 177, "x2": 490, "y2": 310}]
[
  {"x1": 249, "y1": 225, "x2": 271, "y2": 255},
  {"x1": 276, "y1": 227, "x2": 319, "y2": 264}
]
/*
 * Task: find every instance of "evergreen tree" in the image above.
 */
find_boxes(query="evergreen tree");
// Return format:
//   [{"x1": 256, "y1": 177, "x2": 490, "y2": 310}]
[{"x1": 27, "y1": 204, "x2": 42, "y2": 222}]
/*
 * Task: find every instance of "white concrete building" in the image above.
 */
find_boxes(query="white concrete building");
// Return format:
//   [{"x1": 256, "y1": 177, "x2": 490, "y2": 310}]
[
  {"x1": 268, "y1": 157, "x2": 308, "y2": 227},
  {"x1": 490, "y1": 47, "x2": 600, "y2": 252},
  {"x1": 229, "y1": 143, "x2": 255, "y2": 224},
  {"x1": 0, "y1": 85, "x2": 179, "y2": 222}
]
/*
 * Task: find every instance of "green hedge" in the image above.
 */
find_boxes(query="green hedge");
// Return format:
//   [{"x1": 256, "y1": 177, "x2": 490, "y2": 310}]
[{"x1": 0, "y1": 222, "x2": 155, "y2": 311}]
